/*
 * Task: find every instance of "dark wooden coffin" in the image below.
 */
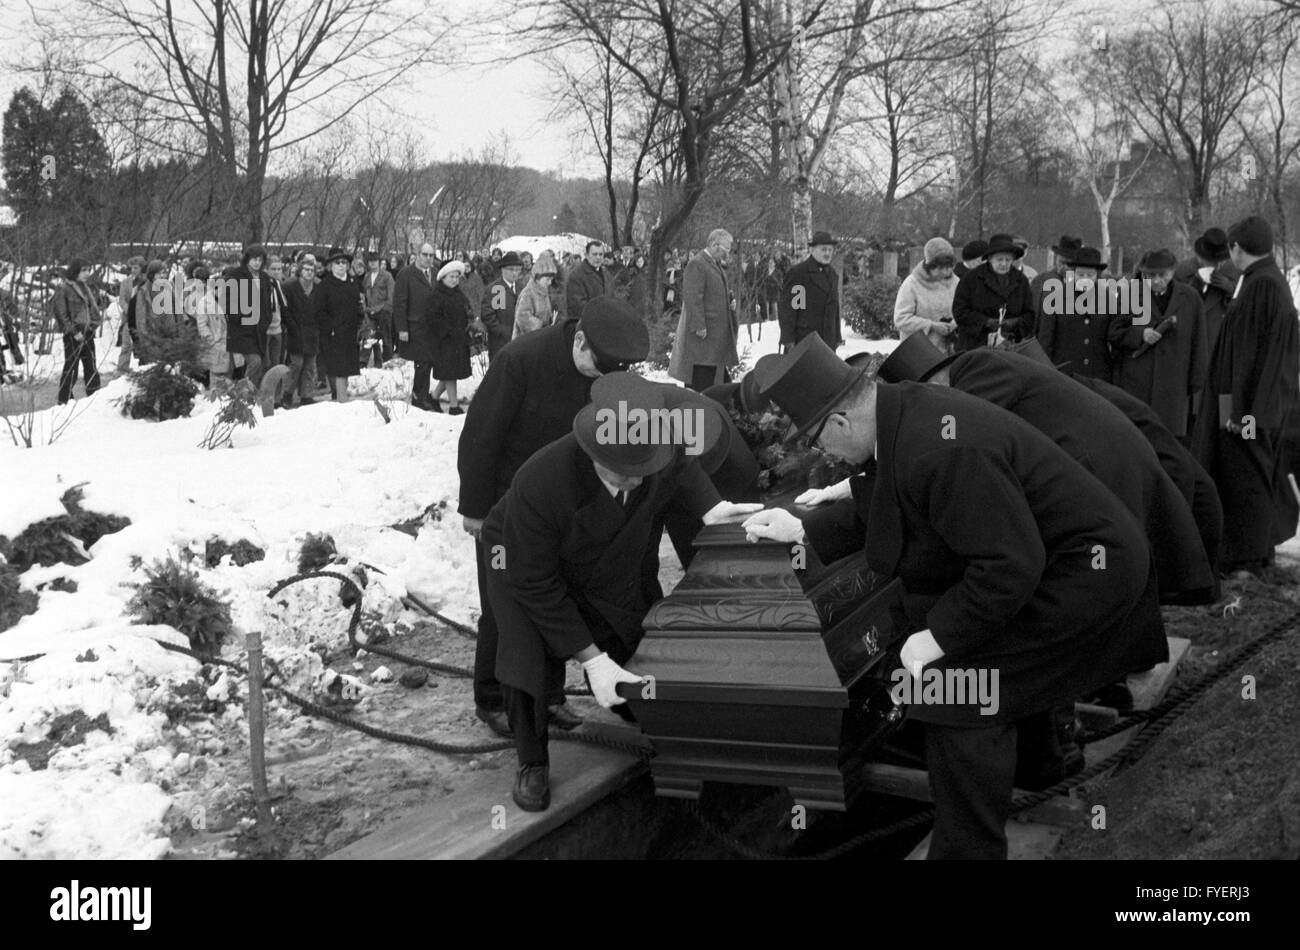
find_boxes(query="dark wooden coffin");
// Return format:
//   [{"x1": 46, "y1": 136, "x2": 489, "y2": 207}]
[{"x1": 618, "y1": 523, "x2": 907, "y2": 810}]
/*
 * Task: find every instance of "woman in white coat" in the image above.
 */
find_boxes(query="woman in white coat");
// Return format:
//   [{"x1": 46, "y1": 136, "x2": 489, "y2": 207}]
[{"x1": 894, "y1": 237, "x2": 959, "y2": 355}]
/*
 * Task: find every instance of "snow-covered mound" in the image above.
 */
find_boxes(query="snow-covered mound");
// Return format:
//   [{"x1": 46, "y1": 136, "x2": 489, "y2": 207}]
[{"x1": 0, "y1": 319, "x2": 893, "y2": 858}]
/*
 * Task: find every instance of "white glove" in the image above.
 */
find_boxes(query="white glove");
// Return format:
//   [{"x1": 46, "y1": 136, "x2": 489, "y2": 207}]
[
  {"x1": 795, "y1": 478, "x2": 851, "y2": 507},
  {"x1": 741, "y1": 508, "x2": 806, "y2": 544},
  {"x1": 581, "y1": 652, "x2": 644, "y2": 708},
  {"x1": 899, "y1": 629, "x2": 945, "y2": 679},
  {"x1": 702, "y1": 500, "x2": 764, "y2": 525}
]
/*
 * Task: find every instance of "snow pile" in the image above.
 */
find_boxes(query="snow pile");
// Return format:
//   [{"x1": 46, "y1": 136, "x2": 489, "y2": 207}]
[{"x1": 0, "y1": 318, "x2": 894, "y2": 858}]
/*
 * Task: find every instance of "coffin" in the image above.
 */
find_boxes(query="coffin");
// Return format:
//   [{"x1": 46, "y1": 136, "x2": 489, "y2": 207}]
[{"x1": 618, "y1": 523, "x2": 908, "y2": 810}]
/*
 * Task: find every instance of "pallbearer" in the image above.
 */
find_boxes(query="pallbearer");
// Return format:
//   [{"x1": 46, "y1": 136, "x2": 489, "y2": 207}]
[
  {"x1": 743, "y1": 335, "x2": 1165, "y2": 859},
  {"x1": 484, "y1": 373, "x2": 760, "y2": 811}
]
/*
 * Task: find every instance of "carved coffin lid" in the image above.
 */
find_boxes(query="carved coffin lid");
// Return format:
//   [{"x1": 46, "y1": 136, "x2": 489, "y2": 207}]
[{"x1": 631, "y1": 523, "x2": 844, "y2": 707}]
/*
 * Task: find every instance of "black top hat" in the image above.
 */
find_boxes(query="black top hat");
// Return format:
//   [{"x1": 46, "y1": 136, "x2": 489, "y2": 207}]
[
  {"x1": 574, "y1": 373, "x2": 677, "y2": 477},
  {"x1": 984, "y1": 233, "x2": 1025, "y2": 260},
  {"x1": 1137, "y1": 248, "x2": 1178, "y2": 272},
  {"x1": 1061, "y1": 246, "x2": 1108, "y2": 271},
  {"x1": 1193, "y1": 227, "x2": 1230, "y2": 263},
  {"x1": 754, "y1": 334, "x2": 867, "y2": 443},
  {"x1": 577, "y1": 296, "x2": 650, "y2": 372},
  {"x1": 659, "y1": 385, "x2": 732, "y2": 475},
  {"x1": 809, "y1": 231, "x2": 838, "y2": 247},
  {"x1": 961, "y1": 239, "x2": 988, "y2": 262},
  {"x1": 877, "y1": 333, "x2": 961, "y2": 384},
  {"x1": 497, "y1": 251, "x2": 523, "y2": 269},
  {"x1": 324, "y1": 246, "x2": 352, "y2": 265},
  {"x1": 1051, "y1": 235, "x2": 1083, "y2": 256}
]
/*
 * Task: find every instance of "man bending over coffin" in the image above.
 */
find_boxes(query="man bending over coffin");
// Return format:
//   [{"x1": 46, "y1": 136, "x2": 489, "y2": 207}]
[
  {"x1": 742, "y1": 335, "x2": 1166, "y2": 859},
  {"x1": 484, "y1": 372, "x2": 762, "y2": 812}
]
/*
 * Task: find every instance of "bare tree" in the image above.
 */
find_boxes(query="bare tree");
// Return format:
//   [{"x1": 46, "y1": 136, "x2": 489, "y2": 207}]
[
  {"x1": 1238, "y1": 15, "x2": 1300, "y2": 264},
  {"x1": 770, "y1": 0, "x2": 971, "y2": 256},
  {"x1": 33, "y1": 0, "x2": 450, "y2": 241},
  {"x1": 1046, "y1": 48, "x2": 1152, "y2": 263},
  {"x1": 1096, "y1": 0, "x2": 1268, "y2": 239}
]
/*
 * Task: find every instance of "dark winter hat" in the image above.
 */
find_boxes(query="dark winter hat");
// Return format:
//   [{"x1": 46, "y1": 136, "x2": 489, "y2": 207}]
[
  {"x1": 324, "y1": 246, "x2": 353, "y2": 265},
  {"x1": 497, "y1": 251, "x2": 524, "y2": 269},
  {"x1": 1062, "y1": 246, "x2": 1108, "y2": 271},
  {"x1": 877, "y1": 333, "x2": 961, "y2": 384},
  {"x1": 809, "y1": 231, "x2": 838, "y2": 247},
  {"x1": 64, "y1": 258, "x2": 88, "y2": 281},
  {"x1": 658, "y1": 384, "x2": 733, "y2": 475},
  {"x1": 573, "y1": 373, "x2": 677, "y2": 478},
  {"x1": 985, "y1": 233, "x2": 1025, "y2": 260},
  {"x1": 365, "y1": 250, "x2": 383, "y2": 263},
  {"x1": 961, "y1": 239, "x2": 988, "y2": 263},
  {"x1": 1051, "y1": 235, "x2": 1083, "y2": 257},
  {"x1": 1227, "y1": 216, "x2": 1273, "y2": 256},
  {"x1": 1137, "y1": 248, "x2": 1178, "y2": 272},
  {"x1": 754, "y1": 334, "x2": 868, "y2": 443},
  {"x1": 241, "y1": 243, "x2": 267, "y2": 266},
  {"x1": 1193, "y1": 227, "x2": 1230, "y2": 263},
  {"x1": 577, "y1": 296, "x2": 650, "y2": 372}
]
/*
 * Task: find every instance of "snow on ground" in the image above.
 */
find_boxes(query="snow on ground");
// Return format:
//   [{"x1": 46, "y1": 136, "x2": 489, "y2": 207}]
[{"x1": 0, "y1": 318, "x2": 890, "y2": 858}]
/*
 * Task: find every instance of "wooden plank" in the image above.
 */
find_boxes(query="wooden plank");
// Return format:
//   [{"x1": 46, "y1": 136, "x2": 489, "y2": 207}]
[
  {"x1": 906, "y1": 821, "x2": 1063, "y2": 861},
  {"x1": 327, "y1": 739, "x2": 645, "y2": 860}
]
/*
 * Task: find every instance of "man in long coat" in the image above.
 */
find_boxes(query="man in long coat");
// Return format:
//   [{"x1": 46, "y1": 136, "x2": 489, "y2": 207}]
[
  {"x1": 745, "y1": 335, "x2": 1166, "y2": 859},
  {"x1": 485, "y1": 372, "x2": 759, "y2": 811},
  {"x1": 669, "y1": 228, "x2": 738, "y2": 391},
  {"x1": 565, "y1": 241, "x2": 612, "y2": 319},
  {"x1": 457, "y1": 298, "x2": 651, "y2": 737},
  {"x1": 1107, "y1": 248, "x2": 1208, "y2": 442},
  {"x1": 480, "y1": 251, "x2": 523, "y2": 361},
  {"x1": 877, "y1": 334, "x2": 1216, "y2": 606},
  {"x1": 778, "y1": 231, "x2": 843, "y2": 351},
  {"x1": 1192, "y1": 216, "x2": 1300, "y2": 574},
  {"x1": 393, "y1": 243, "x2": 442, "y2": 409}
]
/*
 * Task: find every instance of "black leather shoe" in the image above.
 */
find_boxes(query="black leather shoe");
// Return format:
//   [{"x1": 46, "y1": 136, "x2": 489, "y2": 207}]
[
  {"x1": 448, "y1": 406, "x2": 463, "y2": 415},
  {"x1": 476, "y1": 705, "x2": 513, "y2": 738},
  {"x1": 548, "y1": 703, "x2": 582, "y2": 731},
  {"x1": 513, "y1": 764, "x2": 550, "y2": 812}
]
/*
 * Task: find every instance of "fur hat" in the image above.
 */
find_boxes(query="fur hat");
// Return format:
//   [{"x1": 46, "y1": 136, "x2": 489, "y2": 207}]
[{"x1": 923, "y1": 237, "x2": 955, "y2": 265}]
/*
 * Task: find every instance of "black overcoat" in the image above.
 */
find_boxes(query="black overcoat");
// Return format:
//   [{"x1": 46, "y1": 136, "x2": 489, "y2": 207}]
[
  {"x1": 952, "y1": 263, "x2": 1034, "y2": 352},
  {"x1": 484, "y1": 434, "x2": 720, "y2": 699},
  {"x1": 316, "y1": 272, "x2": 363, "y2": 377},
  {"x1": 778, "y1": 256, "x2": 842, "y2": 347},
  {"x1": 428, "y1": 281, "x2": 472, "y2": 380},
  {"x1": 947, "y1": 349, "x2": 1215, "y2": 604},
  {"x1": 392, "y1": 265, "x2": 439, "y2": 364},
  {"x1": 224, "y1": 266, "x2": 273, "y2": 356},
  {"x1": 281, "y1": 278, "x2": 321, "y2": 356},
  {"x1": 1108, "y1": 280, "x2": 1207, "y2": 437},
  {"x1": 865, "y1": 382, "x2": 1167, "y2": 726},
  {"x1": 1070, "y1": 374, "x2": 1223, "y2": 598},
  {"x1": 456, "y1": 320, "x2": 594, "y2": 520}
]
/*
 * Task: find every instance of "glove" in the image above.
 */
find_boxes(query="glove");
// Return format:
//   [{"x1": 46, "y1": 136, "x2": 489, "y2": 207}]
[
  {"x1": 795, "y1": 478, "x2": 851, "y2": 507},
  {"x1": 742, "y1": 507, "x2": 806, "y2": 544},
  {"x1": 1142, "y1": 328, "x2": 1163, "y2": 345},
  {"x1": 581, "y1": 652, "x2": 643, "y2": 708},
  {"x1": 899, "y1": 629, "x2": 945, "y2": 679}
]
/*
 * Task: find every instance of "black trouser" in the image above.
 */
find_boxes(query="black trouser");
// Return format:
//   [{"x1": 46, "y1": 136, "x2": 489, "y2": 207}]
[
  {"x1": 502, "y1": 637, "x2": 632, "y2": 767},
  {"x1": 412, "y1": 361, "x2": 434, "y2": 402},
  {"x1": 57, "y1": 333, "x2": 101, "y2": 404},
  {"x1": 688, "y1": 364, "x2": 731, "y2": 392},
  {"x1": 923, "y1": 719, "x2": 1018, "y2": 860},
  {"x1": 473, "y1": 539, "x2": 566, "y2": 711}
]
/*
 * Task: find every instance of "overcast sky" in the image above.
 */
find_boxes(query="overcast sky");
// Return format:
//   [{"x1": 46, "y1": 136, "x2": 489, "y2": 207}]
[{"x1": 0, "y1": 0, "x2": 1192, "y2": 191}]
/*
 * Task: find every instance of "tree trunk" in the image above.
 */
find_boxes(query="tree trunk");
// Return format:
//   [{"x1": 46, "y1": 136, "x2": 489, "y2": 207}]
[{"x1": 791, "y1": 177, "x2": 812, "y2": 259}]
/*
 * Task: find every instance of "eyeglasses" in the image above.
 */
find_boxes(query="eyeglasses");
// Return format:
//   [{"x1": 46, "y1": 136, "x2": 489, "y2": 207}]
[{"x1": 804, "y1": 411, "x2": 842, "y2": 449}]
